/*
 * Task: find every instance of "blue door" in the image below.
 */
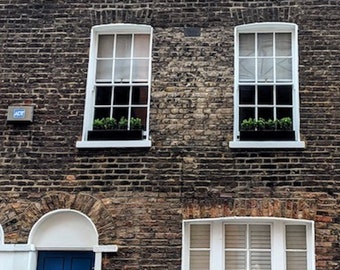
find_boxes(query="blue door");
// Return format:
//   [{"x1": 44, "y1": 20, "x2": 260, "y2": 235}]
[{"x1": 37, "y1": 251, "x2": 94, "y2": 270}]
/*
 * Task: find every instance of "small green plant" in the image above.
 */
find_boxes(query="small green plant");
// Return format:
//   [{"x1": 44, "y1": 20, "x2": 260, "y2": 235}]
[
  {"x1": 265, "y1": 119, "x2": 277, "y2": 130},
  {"x1": 130, "y1": 117, "x2": 142, "y2": 129},
  {"x1": 93, "y1": 118, "x2": 104, "y2": 129},
  {"x1": 278, "y1": 117, "x2": 292, "y2": 130},
  {"x1": 256, "y1": 118, "x2": 266, "y2": 130},
  {"x1": 240, "y1": 118, "x2": 256, "y2": 130},
  {"x1": 93, "y1": 117, "x2": 117, "y2": 130},
  {"x1": 118, "y1": 116, "x2": 128, "y2": 129}
]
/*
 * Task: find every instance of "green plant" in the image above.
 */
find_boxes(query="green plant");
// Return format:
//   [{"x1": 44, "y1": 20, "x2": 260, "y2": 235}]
[
  {"x1": 256, "y1": 118, "x2": 266, "y2": 130},
  {"x1": 240, "y1": 118, "x2": 256, "y2": 130},
  {"x1": 278, "y1": 117, "x2": 292, "y2": 130},
  {"x1": 130, "y1": 117, "x2": 142, "y2": 129},
  {"x1": 265, "y1": 119, "x2": 277, "y2": 130},
  {"x1": 92, "y1": 117, "x2": 117, "y2": 130},
  {"x1": 118, "y1": 116, "x2": 128, "y2": 129}
]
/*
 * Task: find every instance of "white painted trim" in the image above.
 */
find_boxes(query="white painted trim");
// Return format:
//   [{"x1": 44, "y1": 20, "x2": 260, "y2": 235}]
[
  {"x1": 76, "y1": 139, "x2": 152, "y2": 148},
  {"x1": 0, "y1": 224, "x2": 3, "y2": 244},
  {"x1": 0, "y1": 244, "x2": 35, "y2": 252},
  {"x1": 28, "y1": 209, "x2": 99, "y2": 245},
  {"x1": 93, "y1": 245, "x2": 118, "y2": 253},
  {"x1": 229, "y1": 140, "x2": 305, "y2": 149}
]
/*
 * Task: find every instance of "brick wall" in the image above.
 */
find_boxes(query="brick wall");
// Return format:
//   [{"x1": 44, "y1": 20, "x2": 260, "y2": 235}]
[{"x1": 0, "y1": 1, "x2": 339, "y2": 269}]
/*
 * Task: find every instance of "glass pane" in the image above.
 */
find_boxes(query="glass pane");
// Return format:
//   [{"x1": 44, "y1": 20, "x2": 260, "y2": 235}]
[
  {"x1": 276, "y1": 58, "x2": 292, "y2": 81},
  {"x1": 239, "y1": 86, "x2": 255, "y2": 105},
  {"x1": 250, "y1": 225, "x2": 271, "y2": 249},
  {"x1": 132, "y1": 59, "x2": 149, "y2": 82},
  {"x1": 114, "y1": 87, "x2": 130, "y2": 105},
  {"x1": 277, "y1": 108, "x2": 292, "y2": 120},
  {"x1": 239, "y1": 34, "x2": 255, "y2": 56},
  {"x1": 132, "y1": 86, "x2": 148, "y2": 104},
  {"x1": 239, "y1": 58, "x2": 255, "y2": 82},
  {"x1": 114, "y1": 59, "x2": 130, "y2": 82},
  {"x1": 276, "y1": 85, "x2": 292, "y2": 105},
  {"x1": 258, "y1": 33, "x2": 273, "y2": 56},
  {"x1": 96, "y1": 60, "x2": 112, "y2": 82},
  {"x1": 287, "y1": 252, "x2": 307, "y2": 270},
  {"x1": 250, "y1": 251, "x2": 271, "y2": 270},
  {"x1": 225, "y1": 251, "x2": 246, "y2": 270},
  {"x1": 286, "y1": 225, "x2": 306, "y2": 249},
  {"x1": 258, "y1": 58, "x2": 273, "y2": 82},
  {"x1": 98, "y1": 35, "x2": 114, "y2": 58},
  {"x1": 225, "y1": 224, "x2": 246, "y2": 249},
  {"x1": 112, "y1": 108, "x2": 128, "y2": 122},
  {"x1": 240, "y1": 108, "x2": 255, "y2": 124},
  {"x1": 134, "y1": 34, "x2": 150, "y2": 57},
  {"x1": 276, "y1": 33, "x2": 291, "y2": 56},
  {"x1": 190, "y1": 224, "x2": 210, "y2": 248},
  {"x1": 258, "y1": 86, "x2": 273, "y2": 105},
  {"x1": 94, "y1": 107, "x2": 110, "y2": 120},
  {"x1": 95, "y1": 86, "x2": 112, "y2": 105},
  {"x1": 258, "y1": 108, "x2": 273, "y2": 120},
  {"x1": 190, "y1": 251, "x2": 209, "y2": 270},
  {"x1": 131, "y1": 107, "x2": 147, "y2": 130},
  {"x1": 116, "y1": 34, "x2": 132, "y2": 58}
]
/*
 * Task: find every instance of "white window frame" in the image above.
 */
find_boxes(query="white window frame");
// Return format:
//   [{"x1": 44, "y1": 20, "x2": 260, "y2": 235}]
[
  {"x1": 229, "y1": 23, "x2": 305, "y2": 149},
  {"x1": 182, "y1": 217, "x2": 315, "y2": 270},
  {"x1": 76, "y1": 24, "x2": 153, "y2": 148}
]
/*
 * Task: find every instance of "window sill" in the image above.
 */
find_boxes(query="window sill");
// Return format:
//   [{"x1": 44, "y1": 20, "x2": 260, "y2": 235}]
[
  {"x1": 76, "y1": 140, "x2": 152, "y2": 148},
  {"x1": 229, "y1": 140, "x2": 305, "y2": 149}
]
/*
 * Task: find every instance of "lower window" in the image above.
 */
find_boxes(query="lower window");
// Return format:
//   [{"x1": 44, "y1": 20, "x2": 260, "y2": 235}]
[{"x1": 182, "y1": 217, "x2": 315, "y2": 270}]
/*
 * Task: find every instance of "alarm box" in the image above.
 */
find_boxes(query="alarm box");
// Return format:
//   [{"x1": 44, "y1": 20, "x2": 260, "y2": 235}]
[{"x1": 7, "y1": 106, "x2": 34, "y2": 123}]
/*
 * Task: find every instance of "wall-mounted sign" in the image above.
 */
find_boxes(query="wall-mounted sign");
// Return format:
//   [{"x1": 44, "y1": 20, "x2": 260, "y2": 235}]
[{"x1": 7, "y1": 106, "x2": 34, "y2": 123}]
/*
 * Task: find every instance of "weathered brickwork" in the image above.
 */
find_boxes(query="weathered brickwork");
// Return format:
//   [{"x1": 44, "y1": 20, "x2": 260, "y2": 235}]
[{"x1": 0, "y1": 1, "x2": 339, "y2": 269}]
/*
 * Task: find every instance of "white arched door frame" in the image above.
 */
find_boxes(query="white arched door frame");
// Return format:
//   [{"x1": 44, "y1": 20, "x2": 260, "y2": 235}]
[{"x1": 27, "y1": 209, "x2": 117, "y2": 270}]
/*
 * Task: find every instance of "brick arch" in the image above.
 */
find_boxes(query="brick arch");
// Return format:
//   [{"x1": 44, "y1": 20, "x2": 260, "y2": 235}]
[
  {"x1": 4, "y1": 192, "x2": 115, "y2": 245},
  {"x1": 182, "y1": 198, "x2": 317, "y2": 220}
]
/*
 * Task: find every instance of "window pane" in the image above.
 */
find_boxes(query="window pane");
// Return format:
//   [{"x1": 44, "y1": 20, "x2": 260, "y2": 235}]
[
  {"x1": 134, "y1": 34, "x2": 150, "y2": 57},
  {"x1": 258, "y1": 86, "x2": 273, "y2": 105},
  {"x1": 190, "y1": 251, "x2": 209, "y2": 270},
  {"x1": 250, "y1": 225, "x2": 271, "y2": 249},
  {"x1": 225, "y1": 251, "x2": 246, "y2": 270},
  {"x1": 239, "y1": 34, "x2": 255, "y2": 56},
  {"x1": 132, "y1": 86, "x2": 148, "y2": 104},
  {"x1": 116, "y1": 34, "x2": 132, "y2": 58},
  {"x1": 287, "y1": 252, "x2": 307, "y2": 270},
  {"x1": 94, "y1": 107, "x2": 110, "y2": 120},
  {"x1": 131, "y1": 107, "x2": 147, "y2": 130},
  {"x1": 96, "y1": 60, "x2": 112, "y2": 82},
  {"x1": 239, "y1": 58, "x2": 255, "y2": 82},
  {"x1": 95, "y1": 86, "x2": 112, "y2": 105},
  {"x1": 258, "y1": 58, "x2": 273, "y2": 82},
  {"x1": 258, "y1": 33, "x2": 273, "y2": 57},
  {"x1": 112, "y1": 108, "x2": 128, "y2": 122},
  {"x1": 225, "y1": 224, "x2": 246, "y2": 249},
  {"x1": 258, "y1": 108, "x2": 273, "y2": 120},
  {"x1": 286, "y1": 225, "x2": 306, "y2": 249},
  {"x1": 114, "y1": 59, "x2": 130, "y2": 82},
  {"x1": 277, "y1": 108, "x2": 292, "y2": 120},
  {"x1": 276, "y1": 85, "x2": 292, "y2": 105},
  {"x1": 239, "y1": 86, "x2": 255, "y2": 105},
  {"x1": 250, "y1": 251, "x2": 271, "y2": 270},
  {"x1": 240, "y1": 108, "x2": 255, "y2": 123},
  {"x1": 276, "y1": 33, "x2": 291, "y2": 56},
  {"x1": 132, "y1": 59, "x2": 149, "y2": 82},
  {"x1": 114, "y1": 87, "x2": 130, "y2": 105},
  {"x1": 190, "y1": 224, "x2": 210, "y2": 248},
  {"x1": 98, "y1": 35, "x2": 114, "y2": 58},
  {"x1": 276, "y1": 58, "x2": 292, "y2": 81}
]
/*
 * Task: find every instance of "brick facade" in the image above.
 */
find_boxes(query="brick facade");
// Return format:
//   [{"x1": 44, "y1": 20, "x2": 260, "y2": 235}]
[{"x1": 0, "y1": 1, "x2": 339, "y2": 269}]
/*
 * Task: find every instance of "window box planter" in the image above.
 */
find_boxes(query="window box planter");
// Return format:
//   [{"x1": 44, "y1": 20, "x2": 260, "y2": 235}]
[
  {"x1": 240, "y1": 130, "x2": 295, "y2": 141},
  {"x1": 88, "y1": 129, "x2": 143, "y2": 141}
]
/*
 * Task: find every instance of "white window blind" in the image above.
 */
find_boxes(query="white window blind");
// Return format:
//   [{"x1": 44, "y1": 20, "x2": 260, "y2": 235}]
[
  {"x1": 286, "y1": 225, "x2": 307, "y2": 270},
  {"x1": 189, "y1": 224, "x2": 210, "y2": 270}
]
